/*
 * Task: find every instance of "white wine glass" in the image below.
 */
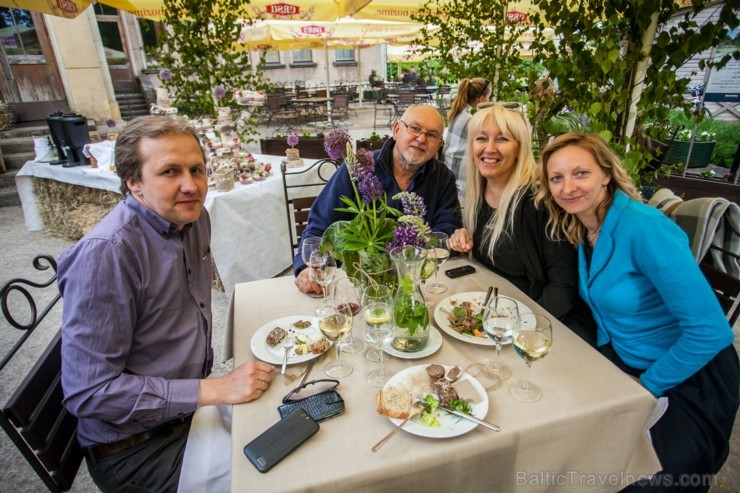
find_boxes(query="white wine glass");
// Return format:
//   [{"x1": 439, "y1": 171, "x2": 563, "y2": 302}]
[
  {"x1": 426, "y1": 231, "x2": 450, "y2": 294},
  {"x1": 317, "y1": 300, "x2": 354, "y2": 378},
  {"x1": 481, "y1": 295, "x2": 519, "y2": 380},
  {"x1": 334, "y1": 277, "x2": 364, "y2": 354},
  {"x1": 363, "y1": 320, "x2": 393, "y2": 387},
  {"x1": 509, "y1": 313, "x2": 552, "y2": 402},
  {"x1": 309, "y1": 251, "x2": 336, "y2": 301},
  {"x1": 362, "y1": 284, "x2": 393, "y2": 363}
]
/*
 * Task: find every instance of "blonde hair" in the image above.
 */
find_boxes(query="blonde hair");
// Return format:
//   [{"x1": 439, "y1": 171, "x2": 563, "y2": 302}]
[
  {"x1": 462, "y1": 105, "x2": 536, "y2": 260},
  {"x1": 447, "y1": 78, "x2": 491, "y2": 122},
  {"x1": 536, "y1": 132, "x2": 641, "y2": 245}
]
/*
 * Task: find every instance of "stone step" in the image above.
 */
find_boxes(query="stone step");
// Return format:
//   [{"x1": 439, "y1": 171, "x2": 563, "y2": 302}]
[
  {"x1": 121, "y1": 102, "x2": 149, "y2": 111},
  {"x1": 0, "y1": 189, "x2": 20, "y2": 207},
  {"x1": 2, "y1": 151, "x2": 36, "y2": 170},
  {"x1": 0, "y1": 169, "x2": 17, "y2": 187},
  {"x1": 1, "y1": 135, "x2": 45, "y2": 155}
]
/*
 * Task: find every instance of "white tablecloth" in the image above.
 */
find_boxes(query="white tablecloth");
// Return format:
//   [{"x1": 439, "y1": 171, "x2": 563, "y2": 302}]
[
  {"x1": 228, "y1": 257, "x2": 662, "y2": 492},
  {"x1": 16, "y1": 155, "x2": 328, "y2": 296}
]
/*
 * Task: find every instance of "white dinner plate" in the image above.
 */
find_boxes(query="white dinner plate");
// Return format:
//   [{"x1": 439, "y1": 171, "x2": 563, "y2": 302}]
[
  {"x1": 250, "y1": 316, "x2": 331, "y2": 365},
  {"x1": 382, "y1": 365, "x2": 489, "y2": 439},
  {"x1": 433, "y1": 291, "x2": 533, "y2": 346},
  {"x1": 382, "y1": 326, "x2": 443, "y2": 359}
]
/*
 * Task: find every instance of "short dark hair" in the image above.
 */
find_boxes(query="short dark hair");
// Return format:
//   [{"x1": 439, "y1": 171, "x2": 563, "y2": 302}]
[{"x1": 115, "y1": 116, "x2": 204, "y2": 195}]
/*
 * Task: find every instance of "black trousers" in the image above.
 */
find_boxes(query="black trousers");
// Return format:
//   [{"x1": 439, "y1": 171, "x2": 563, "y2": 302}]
[
  {"x1": 599, "y1": 343, "x2": 739, "y2": 493},
  {"x1": 85, "y1": 419, "x2": 192, "y2": 493}
]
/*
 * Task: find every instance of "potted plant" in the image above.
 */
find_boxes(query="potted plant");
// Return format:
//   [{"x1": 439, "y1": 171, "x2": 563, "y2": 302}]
[
  {"x1": 662, "y1": 129, "x2": 717, "y2": 169},
  {"x1": 356, "y1": 131, "x2": 389, "y2": 153},
  {"x1": 260, "y1": 132, "x2": 330, "y2": 159}
]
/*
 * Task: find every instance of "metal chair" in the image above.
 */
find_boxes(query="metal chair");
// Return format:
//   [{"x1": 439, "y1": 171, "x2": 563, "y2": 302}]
[
  {"x1": 326, "y1": 93, "x2": 350, "y2": 128},
  {"x1": 700, "y1": 257, "x2": 740, "y2": 325},
  {"x1": 372, "y1": 88, "x2": 394, "y2": 129},
  {"x1": 390, "y1": 91, "x2": 416, "y2": 126},
  {"x1": 266, "y1": 94, "x2": 299, "y2": 134},
  {"x1": 0, "y1": 254, "x2": 84, "y2": 493},
  {"x1": 281, "y1": 159, "x2": 340, "y2": 262}
]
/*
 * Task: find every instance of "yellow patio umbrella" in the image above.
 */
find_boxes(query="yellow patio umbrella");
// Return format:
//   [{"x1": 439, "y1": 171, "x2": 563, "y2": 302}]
[{"x1": 0, "y1": 0, "x2": 92, "y2": 18}]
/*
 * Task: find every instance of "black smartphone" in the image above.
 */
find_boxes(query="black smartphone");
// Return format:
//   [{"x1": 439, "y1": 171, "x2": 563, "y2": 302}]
[
  {"x1": 243, "y1": 409, "x2": 319, "y2": 473},
  {"x1": 445, "y1": 265, "x2": 476, "y2": 278}
]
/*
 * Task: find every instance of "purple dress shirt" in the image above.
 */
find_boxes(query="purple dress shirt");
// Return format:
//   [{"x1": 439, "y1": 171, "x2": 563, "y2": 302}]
[{"x1": 58, "y1": 195, "x2": 213, "y2": 446}]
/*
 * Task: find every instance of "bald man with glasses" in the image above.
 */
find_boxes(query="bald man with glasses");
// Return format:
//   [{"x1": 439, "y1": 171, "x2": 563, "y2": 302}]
[{"x1": 294, "y1": 104, "x2": 461, "y2": 294}]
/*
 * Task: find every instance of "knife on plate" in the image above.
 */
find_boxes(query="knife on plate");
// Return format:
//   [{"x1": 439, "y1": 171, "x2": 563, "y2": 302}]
[{"x1": 440, "y1": 404, "x2": 501, "y2": 432}]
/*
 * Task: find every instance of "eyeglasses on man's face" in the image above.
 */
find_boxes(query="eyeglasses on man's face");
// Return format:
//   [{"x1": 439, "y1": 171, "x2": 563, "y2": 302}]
[{"x1": 399, "y1": 120, "x2": 443, "y2": 143}]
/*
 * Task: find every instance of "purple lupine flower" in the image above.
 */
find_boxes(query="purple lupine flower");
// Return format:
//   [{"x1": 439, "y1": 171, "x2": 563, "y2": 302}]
[
  {"x1": 105, "y1": 119, "x2": 116, "y2": 128},
  {"x1": 356, "y1": 148, "x2": 375, "y2": 172},
  {"x1": 393, "y1": 192, "x2": 427, "y2": 218},
  {"x1": 158, "y1": 68, "x2": 173, "y2": 81},
  {"x1": 388, "y1": 216, "x2": 429, "y2": 249},
  {"x1": 286, "y1": 133, "x2": 299, "y2": 147},
  {"x1": 212, "y1": 85, "x2": 227, "y2": 100},
  {"x1": 323, "y1": 129, "x2": 351, "y2": 161},
  {"x1": 356, "y1": 170, "x2": 384, "y2": 203}
]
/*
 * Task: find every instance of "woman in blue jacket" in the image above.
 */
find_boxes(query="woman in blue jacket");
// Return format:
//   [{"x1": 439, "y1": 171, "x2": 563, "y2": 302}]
[{"x1": 538, "y1": 131, "x2": 738, "y2": 492}]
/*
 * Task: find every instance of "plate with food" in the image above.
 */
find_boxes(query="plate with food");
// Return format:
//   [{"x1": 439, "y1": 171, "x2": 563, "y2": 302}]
[
  {"x1": 433, "y1": 291, "x2": 532, "y2": 346},
  {"x1": 377, "y1": 364, "x2": 489, "y2": 439},
  {"x1": 250, "y1": 316, "x2": 331, "y2": 365},
  {"x1": 382, "y1": 326, "x2": 443, "y2": 360}
]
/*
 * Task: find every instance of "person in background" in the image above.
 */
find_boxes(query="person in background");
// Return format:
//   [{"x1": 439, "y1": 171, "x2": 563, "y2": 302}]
[
  {"x1": 401, "y1": 68, "x2": 412, "y2": 85},
  {"x1": 58, "y1": 116, "x2": 274, "y2": 493},
  {"x1": 448, "y1": 104, "x2": 596, "y2": 345},
  {"x1": 427, "y1": 71, "x2": 437, "y2": 86},
  {"x1": 294, "y1": 105, "x2": 461, "y2": 293},
  {"x1": 442, "y1": 77, "x2": 491, "y2": 196},
  {"x1": 538, "y1": 131, "x2": 738, "y2": 492},
  {"x1": 369, "y1": 69, "x2": 384, "y2": 88}
]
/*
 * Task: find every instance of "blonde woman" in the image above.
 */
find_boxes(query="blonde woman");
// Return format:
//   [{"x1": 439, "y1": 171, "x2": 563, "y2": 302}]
[
  {"x1": 538, "y1": 132, "x2": 738, "y2": 491},
  {"x1": 442, "y1": 78, "x2": 491, "y2": 195},
  {"x1": 448, "y1": 104, "x2": 595, "y2": 344}
]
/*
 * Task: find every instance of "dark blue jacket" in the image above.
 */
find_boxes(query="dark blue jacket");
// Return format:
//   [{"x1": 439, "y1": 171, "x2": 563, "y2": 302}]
[{"x1": 293, "y1": 138, "x2": 461, "y2": 274}]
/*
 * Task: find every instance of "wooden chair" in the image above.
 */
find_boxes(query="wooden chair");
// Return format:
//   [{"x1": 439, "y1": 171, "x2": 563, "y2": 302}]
[
  {"x1": 281, "y1": 159, "x2": 340, "y2": 263},
  {"x1": 0, "y1": 254, "x2": 84, "y2": 493},
  {"x1": 700, "y1": 259, "x2": 740, "y2": 325}
]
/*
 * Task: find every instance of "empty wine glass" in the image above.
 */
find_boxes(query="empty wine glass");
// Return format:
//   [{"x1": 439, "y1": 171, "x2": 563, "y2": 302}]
[
  {"x1": 334, "y1": 277, "x2": 364, "y2": 354},
  {"x1": 426, "y1": 232, "x2": 450, "y2": 294},
  {"x1": 309, "y1": 251, "x2": 336, "y2": 301},
  {"x1": 481, "y1": 295, "x2": 519, "y2": 380},
  {"x1": 362, "y1": 284, "x2": 393, "y2": 363},
  {"x1": 317, "y1": 299, "x2": 354, "y2": 378},
  {"x1": 363, "y1": 320, "x2": 393, "y2": 387},
  {"x1": 510, "y1": 313, "x2": 552, "y2": 402},
  {"x1": 301, "y1": 236, "x2": 322, "y2": 265}
]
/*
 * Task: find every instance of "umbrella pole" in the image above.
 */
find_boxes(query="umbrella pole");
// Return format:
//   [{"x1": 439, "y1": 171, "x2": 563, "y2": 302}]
[
  {"x1": 325, "y1": 38, "x2": 332, "y2": 125},
  {"x1": 358, "y1": 47, "x2": 363, "y2": 108}
]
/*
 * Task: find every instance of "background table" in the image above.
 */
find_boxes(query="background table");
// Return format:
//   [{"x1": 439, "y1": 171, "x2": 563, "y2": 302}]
[
  {"x1": 16, "y1": 156, "x2": 324, "y2": 295},
  {"x1": 229, "y1": 257, "x2": 661, "y2": 492}
]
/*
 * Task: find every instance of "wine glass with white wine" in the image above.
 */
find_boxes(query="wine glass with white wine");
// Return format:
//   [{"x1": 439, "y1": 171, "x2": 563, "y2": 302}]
[
  {"x1": 425, "y1": 232, "x2": 450, "y2": 294},
  {"x1": 317, "y1": 300, "x2": 354, "y2": 378},
  {"x1": 362, "y1": 284, "x2": 393, "y2": 363},
  {"x1": 481, "y1": 295, "x2": 518, "y2": 380},
  {"x1": 509, "y1": 313, "x2": 552, "y2": 402}
]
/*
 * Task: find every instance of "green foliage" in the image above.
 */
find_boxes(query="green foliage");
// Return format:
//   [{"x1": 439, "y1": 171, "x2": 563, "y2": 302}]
[
  {"x1": 665, "y1": 110, "x2": 740, "y2": 168},
  {"x1": 412, "y1": 0, "x2": 536, "y2": 102},
  {"x1": 157, "y1": 0, "x2": 269, "y2": 142},
  {"x1": 528, "y1": 0, "x2": 738, "y2": 178}
]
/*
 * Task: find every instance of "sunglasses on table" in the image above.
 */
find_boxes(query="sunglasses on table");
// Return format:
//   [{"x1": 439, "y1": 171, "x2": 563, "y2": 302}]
[{"x1": 398, "y1": 120, "x2": 443, "y2": 144}]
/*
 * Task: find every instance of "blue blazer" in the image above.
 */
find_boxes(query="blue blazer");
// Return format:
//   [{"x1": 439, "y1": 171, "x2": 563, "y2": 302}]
[{"x1": 578, "y1": 191, "x2": 733, "y2": 396}]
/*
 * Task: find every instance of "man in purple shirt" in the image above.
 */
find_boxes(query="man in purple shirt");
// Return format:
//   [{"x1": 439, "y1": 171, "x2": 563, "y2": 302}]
[{"x1": 58, "y1": 116, "x2": 274, "y2": 492}]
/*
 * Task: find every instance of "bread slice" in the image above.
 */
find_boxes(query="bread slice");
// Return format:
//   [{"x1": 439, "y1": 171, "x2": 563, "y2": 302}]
[{"x1": 376, "y1": 386, "x2": 412, "y2": 419}]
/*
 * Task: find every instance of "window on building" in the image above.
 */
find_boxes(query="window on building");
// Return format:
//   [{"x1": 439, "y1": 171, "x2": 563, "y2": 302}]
[
  {"x1": 264, "y1": 50, "x2": 281, "y2": 65},
  {"x1": 335, "y1": 49, "x2": 355, "y2": 62},
  {"x1": 0, "y1": 8, "x2": 42, "y2": 57},
  {"x1": 92, "y1": 2, "x2": 118, "y2": 16},
  {"x1": 139, "y1": 19, "x2": 164, "y2": 67},
  {"x1": 292, "y1": 49, "x2": 313, "y2": 64}
]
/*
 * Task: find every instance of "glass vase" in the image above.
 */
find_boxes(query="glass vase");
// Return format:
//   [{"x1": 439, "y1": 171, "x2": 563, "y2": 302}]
[
  {"x1": 342, "y1": 250, "x2": 397, "y2": 292},
  {"x1": 389, "y1": 245, "x2": 429, "y2": 352}
]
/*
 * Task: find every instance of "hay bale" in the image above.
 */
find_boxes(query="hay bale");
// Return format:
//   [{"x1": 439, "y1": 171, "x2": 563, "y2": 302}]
[{"x1": 33, "y1": 178, "x2": 120, "y2": 240}]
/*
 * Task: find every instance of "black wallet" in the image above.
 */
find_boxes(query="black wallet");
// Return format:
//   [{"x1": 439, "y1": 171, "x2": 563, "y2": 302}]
[{"x1": 277, "y1": 379, "x2": 345, "y2": 422}]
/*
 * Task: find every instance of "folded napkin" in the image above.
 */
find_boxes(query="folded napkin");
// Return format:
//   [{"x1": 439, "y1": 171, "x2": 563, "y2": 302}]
[{"x1": 83, "y1": 141, "x2": 116, "y2": 172}]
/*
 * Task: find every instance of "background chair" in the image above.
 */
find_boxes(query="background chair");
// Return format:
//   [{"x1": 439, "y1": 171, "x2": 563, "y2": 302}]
[
  {"x1": 372, "y1": 88, "x2": 394, "y2": 129},
  {"x1": 326, "y1": 93, "x2": 350, "y2": 128},
  {"x1": 391, "y1": 91, "x2": 416, "y2": 126},
  {"x1": 1, "y1": 254, "x2": 84, "y2": 493},
  {"x1": 281, "y1": 159, "x2": 340, "y2": 263}
]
